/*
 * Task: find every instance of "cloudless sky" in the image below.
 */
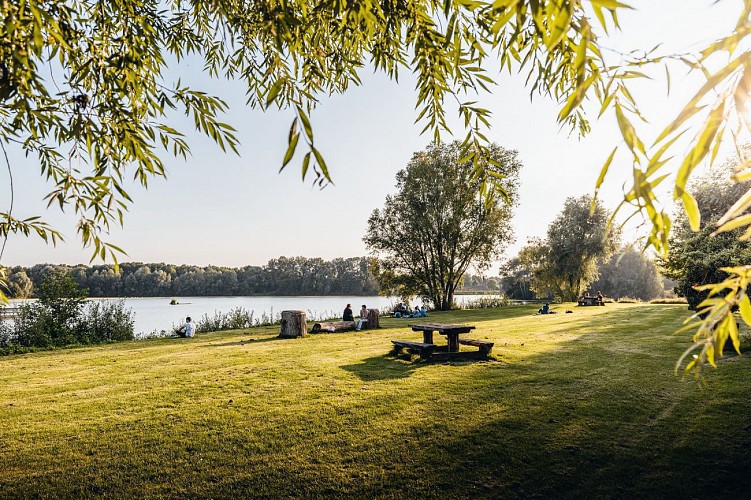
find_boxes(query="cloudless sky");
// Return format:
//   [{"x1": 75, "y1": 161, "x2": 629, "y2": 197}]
[{"x1": 0, "y1": 1, "x2": 741, "y2": 272}]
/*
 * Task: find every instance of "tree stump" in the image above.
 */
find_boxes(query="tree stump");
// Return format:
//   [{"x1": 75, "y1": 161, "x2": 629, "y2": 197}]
[
  {"x1": 279, "y1": 310, "x2": 307, "y2": 338},
  {"x1": 366, "y1": 308, "x2": 380, "y2": 329}
]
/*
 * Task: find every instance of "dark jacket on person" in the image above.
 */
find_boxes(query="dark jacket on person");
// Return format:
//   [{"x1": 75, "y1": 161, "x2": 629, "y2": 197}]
[{"x1": 343, "y1": 307, "x2": 354, "y2": 322}]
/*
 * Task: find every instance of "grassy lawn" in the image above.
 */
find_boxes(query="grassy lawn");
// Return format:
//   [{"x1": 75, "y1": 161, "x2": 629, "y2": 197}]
[{"x1": 1, "y1": 303, "x2": 750, "y2": 498}]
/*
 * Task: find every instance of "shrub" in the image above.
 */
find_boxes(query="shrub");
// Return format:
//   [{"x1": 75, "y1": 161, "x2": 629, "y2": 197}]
[
  {"x1": 459, "y1": 296, "x2": 511, "y2": 309},
  {"x1": 196, "y1": 307, "x2": 256, "y2": 333},
  {"x1": 1, "y1": 272, "x2": 134, "y2": 353},
  {"x1": 79, "y1": 301, "x2": 135, "y2": 343},
  {"x1": 649, "y1": 297, "x2": 689, "y2": 304},
  {"x1": 617, "y1": 297, "x2": 641, "y2": 303}
]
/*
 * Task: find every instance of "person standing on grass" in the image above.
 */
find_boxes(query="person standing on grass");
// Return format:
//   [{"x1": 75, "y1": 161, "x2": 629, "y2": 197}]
[
  {"x1": 356, "y1": 305, "x2": 368, "y2": 330},
  {"x1": 177, "y1": 316, "x2": 196, "y2": 338},
  {"x1": 343, "y1": 304, "x2": 354, "y2": 322}
]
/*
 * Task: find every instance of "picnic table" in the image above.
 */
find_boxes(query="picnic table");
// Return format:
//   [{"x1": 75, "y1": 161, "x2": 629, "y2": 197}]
[
  {"x1": 578, "y1": 296, "x2": 604, "y2": 306},
  {"x1": 391, "y1": 322, "x2": 492, "y2": 360},
  {"x1": 409, "y1": 323, "x2": 476, "y2": 352}
]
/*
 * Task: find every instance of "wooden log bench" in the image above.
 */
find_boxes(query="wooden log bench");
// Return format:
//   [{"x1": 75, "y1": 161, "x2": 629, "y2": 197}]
[
  {"x1": 458, "y1": 338, "x2": 494, "y2": 355},
  {"x1": 391, "y1": 340, "x2": 437, "y2": 359},
  {"x1": 310, "y1": 321, "x2": 356, "y2": 333}
]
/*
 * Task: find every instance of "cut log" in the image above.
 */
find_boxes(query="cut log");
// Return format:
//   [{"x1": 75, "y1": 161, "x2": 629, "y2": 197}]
[
  {"x1": 279, "y1": 310, "x2": 307, "y2": 338},
  {"x1": 366, "y1": 308, "x2": 381, "y2": 329},
  {"x1": 310, "y1": 321, "x2": 357, "y2": 333}
]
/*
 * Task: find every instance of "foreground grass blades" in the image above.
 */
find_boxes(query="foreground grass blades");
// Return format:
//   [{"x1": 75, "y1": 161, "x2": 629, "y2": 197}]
[{"x1": 1, "y1": 304, "x2": 750, "y2": 498}]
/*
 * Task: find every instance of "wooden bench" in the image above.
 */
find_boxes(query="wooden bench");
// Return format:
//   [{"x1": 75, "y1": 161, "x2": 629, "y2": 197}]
[
  {"x1": 391, "y1": 340, "x2": 437, "y2": 359},
  {"x1": 458, "y1": 338, "x2": 494, "y2": 355}
]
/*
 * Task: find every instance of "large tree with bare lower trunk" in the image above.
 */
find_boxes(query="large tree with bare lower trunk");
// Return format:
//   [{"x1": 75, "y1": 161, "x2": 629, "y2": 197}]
[{"x1": 364, "y1": 141, "x2": 520, "y2": 310}]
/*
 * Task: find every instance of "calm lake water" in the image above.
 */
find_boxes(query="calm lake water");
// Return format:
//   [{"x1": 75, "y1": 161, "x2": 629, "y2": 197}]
[{"x1": 5, "y1": 295, "x2": 494, "y2": 337}]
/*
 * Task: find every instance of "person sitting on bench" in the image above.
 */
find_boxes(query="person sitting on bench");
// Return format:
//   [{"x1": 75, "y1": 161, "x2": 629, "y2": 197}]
[
  {"x1": 343, "y1": 303, "x2": 354, "y2": 322},
  {"x1": 356, "y1": 305, "x2": 368, "y2": 330}
]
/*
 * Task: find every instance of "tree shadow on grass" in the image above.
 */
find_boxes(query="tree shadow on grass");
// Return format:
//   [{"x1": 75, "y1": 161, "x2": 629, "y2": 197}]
[
  {"x1": 341, "y1": 350, "x2": 498, "y2": 381},
  {"x1": 340, "y1": 352, "x2": 431, "y2": 381},
  {"x1": 200, "y1": 336, "x2": 285, "y2": 348}
]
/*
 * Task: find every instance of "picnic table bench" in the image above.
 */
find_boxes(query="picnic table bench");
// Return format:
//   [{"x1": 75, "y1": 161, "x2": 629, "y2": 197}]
[
  {"x1": 458, "y1": 338, "x2": 494, "y2": 355},
  {"x1": 391, "y1": 340, "x2": 437, "y2": 359}
]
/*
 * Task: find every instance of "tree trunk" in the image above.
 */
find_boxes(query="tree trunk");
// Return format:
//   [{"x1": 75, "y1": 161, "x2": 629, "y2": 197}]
[
  {"x1": 279, "y1": 310, "x2": 307, "y2": 338},
  {"x1": 367, "y1": 308, "x2": 380, "y2": 329}
]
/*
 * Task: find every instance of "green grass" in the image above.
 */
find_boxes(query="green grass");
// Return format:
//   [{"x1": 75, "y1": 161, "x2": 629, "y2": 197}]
[{"x1": 1, "y1": 303, "x2": 750, "y2": 498}]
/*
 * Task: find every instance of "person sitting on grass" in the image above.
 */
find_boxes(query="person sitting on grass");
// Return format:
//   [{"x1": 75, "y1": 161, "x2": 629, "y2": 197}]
[
  {"x1": 176, "y1": 316, "x2": 196, "y2": 338},
  {"x1": 394, "y1": 303, "x2": 407, "y2": 318},
  {"x1": 537, "y1": 303, "x2": 550, "y2": 315},
  {"x1": 420, "y1": 305, "x2": 428, "y2": 317}
]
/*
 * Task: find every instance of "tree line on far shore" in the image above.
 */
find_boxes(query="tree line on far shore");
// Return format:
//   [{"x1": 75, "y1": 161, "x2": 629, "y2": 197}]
[
  {"x1": 4, "y1": 256, "x2": 502, "y2": 300},
  {"x1": 4, "y1": 257, "x2": 379, "y2": 298}
]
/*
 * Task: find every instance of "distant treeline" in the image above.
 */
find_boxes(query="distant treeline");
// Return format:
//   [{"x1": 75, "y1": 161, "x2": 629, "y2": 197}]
[
  {"x1": 5, "y1": 257, "x2": 380, "y2": 298},
  {"x1": 4, "y1": 257, "x2": 504, "y2": 299}
]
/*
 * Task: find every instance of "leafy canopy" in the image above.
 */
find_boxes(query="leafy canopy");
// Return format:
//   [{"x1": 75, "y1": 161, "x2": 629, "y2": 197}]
[
  {"x1": 364, "y1": 141, "x2": 520, "y2": 310},
  {"x1": 517, "y1": 195, "x2": 619, "y2": 302},
  {"x1": 0, "y1": 0, "x2": 633, "y2": 277}
]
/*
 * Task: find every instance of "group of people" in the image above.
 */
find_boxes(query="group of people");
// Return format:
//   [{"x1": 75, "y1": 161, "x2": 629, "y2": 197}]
[
  {"x1": 343, "y1": 303, "x2": 369, "y2": 330},
  {"x1": 393, "y1": 302, "x2": 427, "y2": 318},
  {"x1": 342, "y1": 302, "x2": 428, "y2": 327},
  {"x1": 579, "y1": 291, "x2": 605, "y2": 305}
]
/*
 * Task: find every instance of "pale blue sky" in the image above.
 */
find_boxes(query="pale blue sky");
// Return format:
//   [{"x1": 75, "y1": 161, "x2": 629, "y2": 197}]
[{"x1": 0, "y1": 1, "x2": 740, "y2": 270}]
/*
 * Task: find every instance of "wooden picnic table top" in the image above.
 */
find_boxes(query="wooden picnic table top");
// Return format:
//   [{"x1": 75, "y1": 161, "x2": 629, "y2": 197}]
[{"x1": 408, "y1": 323, "x2": 476, "y2": 334}]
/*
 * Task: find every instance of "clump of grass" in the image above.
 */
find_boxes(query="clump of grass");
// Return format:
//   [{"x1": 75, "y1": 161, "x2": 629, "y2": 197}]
[
  {"x1": 459, "y1": 295, "x2": 511, "y2": 309},
  {"x1": 650, "y1": 297, "x2": 688, "y2": 304},
  {"x1": 617, "y1": 297, "x2": 641, "y2": 303}
]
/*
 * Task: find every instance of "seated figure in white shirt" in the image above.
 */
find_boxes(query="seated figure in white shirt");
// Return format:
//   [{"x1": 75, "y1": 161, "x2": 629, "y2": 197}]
[
  {"x1": 177, "y1": 316, "x2": 197, "y2": 338},
  {"x1": 356, "y1": 305, "x2": 368, "y2": 331}
]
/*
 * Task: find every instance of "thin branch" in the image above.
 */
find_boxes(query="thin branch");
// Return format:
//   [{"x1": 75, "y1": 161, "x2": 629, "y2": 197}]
[{"x1": 0, "y1": 140, "x2": 14, "y2": 262}]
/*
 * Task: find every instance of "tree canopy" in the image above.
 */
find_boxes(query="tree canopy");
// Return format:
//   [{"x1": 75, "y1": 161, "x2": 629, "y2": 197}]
[
  {"x1": 5, "y1": 256, "x2": 379, "y2": 298},
  {"x1": 0, "y1": 0, "x2": 659, "y2": 279},
  {"x1": 660, "y1": 160, "x2": 751, "y2": 312},
  {"x1": 590, "y1": 247, "x2": 664, "y2": 302},
  {"x1": 364, "y1": 141, "x2": 520, "y2": 310},
  {"x1": 516, "y1": 195, "x2": 619, "y2": 302}
]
